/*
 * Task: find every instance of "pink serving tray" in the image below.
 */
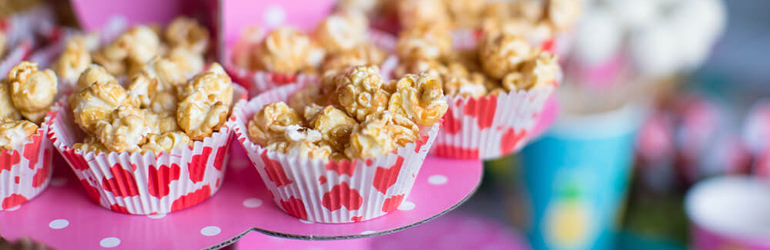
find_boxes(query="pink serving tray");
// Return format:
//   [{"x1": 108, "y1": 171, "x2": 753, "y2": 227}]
[{"x1": 0, "y1": 145, "x2": 482, "y2": 249}]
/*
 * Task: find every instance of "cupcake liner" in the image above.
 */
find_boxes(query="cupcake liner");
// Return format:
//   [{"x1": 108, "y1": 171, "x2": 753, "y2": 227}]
[
  {"x1": 226, "y1": 30, "x2": 397, "y2": 97},
  {"x1": 0, "y1": 114, "x2": 54, "y2": 211},
  {"x1": 433, "y1": 86, "x2": 554, "y2": 159},
  {"x1": 0, "y1": 40, "x2": 31, "y2": 76},
  {"x1": 47, "y1": 86, "x2": 246, "y2": 215},
  {"x1": 230, "y1": 82, "x2": 440, "y2": 223}
]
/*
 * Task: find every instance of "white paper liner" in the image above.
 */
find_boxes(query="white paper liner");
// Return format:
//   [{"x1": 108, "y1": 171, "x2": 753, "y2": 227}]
[
  {"x1": 0, "y1": 114, "x2": 54, "y2": 210},
  {"x1": 225, "y1": 30, "x2": 397, "y2": 97},
  {"x1": 47, "y1": 86, "x2": 246, "y2": 215},
  {"x1": 230, "y1": 82, "x2": 440, "y2": 223}
]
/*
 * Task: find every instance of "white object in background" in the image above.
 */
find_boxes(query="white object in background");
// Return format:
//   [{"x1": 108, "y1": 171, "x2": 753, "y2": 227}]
[
  {"x1": 571, "y1": 9, "x2": 622, "y2": 66},
  {"x1": 630, "y1": 24, "x2": 681, "y2": 77}
]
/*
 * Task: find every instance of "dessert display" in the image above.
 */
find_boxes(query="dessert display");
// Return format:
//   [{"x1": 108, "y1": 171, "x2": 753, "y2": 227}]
[
  {"x1": 232, "y1": 65, "x2": 446, "y2": 222},
  {"x1": 0, "y1": 61, "x2": 57, "y2": 211}
]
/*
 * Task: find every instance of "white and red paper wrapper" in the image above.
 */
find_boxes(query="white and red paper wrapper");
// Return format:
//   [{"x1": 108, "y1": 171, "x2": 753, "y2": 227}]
[
  {"x1": 47, "y1": 87, "x2": 246, "y2": 215},
  {"x1": 226, "y1": 30, "x2": 396, "y2": 97},
  {"x1": 231, "y1": 82, "x2": 440, "y2": 223},
  {"x1": 433, "y1": 86, "x2": 554, "y2": 160},
  {"x1": 0, "y1": 115, "x2": 54, "y2": 211}
]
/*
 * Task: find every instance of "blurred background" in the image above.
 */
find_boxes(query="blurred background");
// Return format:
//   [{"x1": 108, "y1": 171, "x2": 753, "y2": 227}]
[{"x1": 1, "y1": 0, "x2": 769, "y2": 249}]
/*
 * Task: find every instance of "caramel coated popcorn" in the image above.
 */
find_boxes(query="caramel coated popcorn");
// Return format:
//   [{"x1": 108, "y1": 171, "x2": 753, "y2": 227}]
[
  {"x1": 396, "y1": 25, "x2": 452, "y2": 61},
  {"x1": 96, "y1": 26, "x2": 161, "y2": 75},
  {"x1": 307, "y1": 106, "x2": 356, "y2": 152},
  {"x1": 177, "y1": 63, "x2": 234, "y2": 108},
  {"x1": 0, "y1": 83, "x2": 21, "y2": 121},
  {"x1": 253, "y1": 27, "x2": 321, "y2": 74},
  {"x1": 315, "y1": 12, "x2": 368, "y2": 53},
  {"x1": 336, "y1": 66, "x2": 390, "y2": 121},
  {"x1": 479, "y1": 32, "x2": 532, "y2": 79},
  {"x1": 345, "y1": 113, "x2": 394, "y2": 159},
  {"x1": 7, "y1": 62, "x2": 58, "y2": 123},
  {"x1": 55, "y1": 39, "x2": 92, "y2": 84},
  {"x1": 165, "y1": 16, "x2": 210, "y2": 54},
  {"x1": 71, "y1": 81, "x2": 133, "y2": 134},
  {"x1": 0, "y1": 119, "x2": 38, "y2": 150},
  {"x1": 72, "y1": 137, "x2": 109, "y2": 154},
  {"x1": 388, "y1": 73, "x2": 448, "y2": 126},
  {"x1": 266, "y1": 125, "x2": 333, "y2": 159},
  {"x1": 546, "y1": 0, "x2": 582, "y2": 32},
  {"x1": 396, "y1": 0, "x2": 450, "y2": 29},
  {"x1": 140, "y1": 131, "x2": 192, "y2": 153},
  {"x1": 95, "y1": 105, "x2": 149, "y2": 152},
  {"x1": 77, "y1": 65, "x2": 118, "y2": 92},
  {"x1": 502, "y1": 51, "x2": 558, "y2": 91},
  {"x1": 247, "y1": 102, "x2": 301, "y2": 146},
  {"x1": 176, "y1": 91, "x2": 229, "y2": 141}
]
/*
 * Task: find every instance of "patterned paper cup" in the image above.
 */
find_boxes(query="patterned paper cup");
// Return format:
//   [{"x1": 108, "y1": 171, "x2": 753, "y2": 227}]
[
  {"x1": 686, "y1": 176, "x2": 770, "y2": 250},
  {"x1": 231, "y1": 82, "x2": 440, "y2": 223},
  {"x1": 225, "y1": 29, "x2": 396, "y2": 97},
  {"x1": 433, "y1": 86, "x2": 554, "y2": 160},
  {"x1": 47, "y1": 87, "x2": 246, "y2": 215},
  {"x1": 0, "y1": 115, "x2": 54, "y2": 211}
]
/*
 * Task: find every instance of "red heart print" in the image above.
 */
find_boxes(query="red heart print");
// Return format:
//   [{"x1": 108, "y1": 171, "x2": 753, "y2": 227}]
[
  {"x1": 382, "y1": 194, "x2": 405, "y2": 213},
  {"x1": 22, "y1": 133, "x2": 42, "y2": 169},
  {"x1": 64, "y1": 149, "x2": 90, "y2": 171},
  {"x1": 80, "y1": 179, "x2": 101, "y2": 202},
  {"x1": 319, "y1": 176, "x2": 327, "y2": 184},
  {"x1": 188, "y1": 146, "x2": 214, "y2": 183},
  {"x1": 213, "y1": 146, "x2": 228, "y2": 171},
  {"x1": 414, "y1": 135, "x2": 429, "y2": 153},
  {"x1": 14, "y1": 176, "x2": 19, "y2": 184},
  {"x1": 351, "y1": 216, "x2": 363, "y2": 222},
  {"x1": 260, "y1": 151, "x2": 292, "y2": 187},
  {"x1": 0, "y1": 150, "x2": 21, "y2": 172},
  {"x1": 464, "y1": 96, "x2": 497, "y2": 129},
  {"x1": 501, "y1": 128, "x2": 527, "y2": 154},
  {"x1": 148, "y1": 163, "x2": 182, "y2": 198},
  {"x1": 31, "y1": 149, "x2": 52, "y2": 188},
  {"x1": 110, "y1": 204, "x2": 130, "y2": 214},
  {"x1": 101, "y1": 164, "x2": 140, "y2": 197},
  {"x1": 2, "y1": 193, "x2": 28, "y2": 209},
  {"x1": 280, "y1": 196, "x2": 308, "y2": 220},
  {"x1": 326, "y1": 160, "x2": 355, "y2": 176},
  {"x1": 171, "y1": 185, "x2": 211, "y2": 212},
  {"x1": 442, "y1": 109, "x2": 462, "y2": 135},
  {"x1": 434, "y1": 144, "x2": 479, "y2": 159},
  {"x1": 372, "y1": 157, "x2": 405, "y2": 194},
  {"x1": 322, "y1": 182, "x2": 363, "y2": 211}
]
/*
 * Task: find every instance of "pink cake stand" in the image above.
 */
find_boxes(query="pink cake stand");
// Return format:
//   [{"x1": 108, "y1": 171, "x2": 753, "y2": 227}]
[{"x1": 0, "y1": 145, "x2": 482, "y2": 249}]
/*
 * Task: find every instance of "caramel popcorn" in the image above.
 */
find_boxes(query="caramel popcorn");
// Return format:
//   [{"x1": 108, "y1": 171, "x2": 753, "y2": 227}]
[
  {"x1": 393, "y1": 59, "x2": 446, "y2": 79},
  {"x1": 388, "y1": 73, "x2": 448, "y2": 126},
  {"x1": 0, "y1": 120, "x2": 38, "y2": 150},
  {"x1": 321, "y1": 43, "x2": 386, "y2": 72},
  {"x1": 254, "y1": 27, "x2": 322, "y2": 74},
  {"x1": 176, "y1": 91, "x2": 229, "y2": 141},
  {"x1": 144, "y1": 110, "x2": 179, "y2": 134},
  {"x1": 512, "y1": 0, "x2": 545, "y2": 23},
  {"x1": 287, "y1": 83, "x2": 324, "y2": 112},
  {"x1": 397, "y1": 0, "x2": 450, "y2": 29},
  {"x1": 247, "y1": 102, "x2": 301, "y2": 146},
  {"x1": 71, "y1": 81, "x2": 133, "y2": 133},
  {"x1": 72, "y1": 137, "x2": 109, "y2": 154},
  {"x1": 143, "y1": 57, "x2": 189, "y2": 89},
  {"x1": 545, "y1": 0, "x2": 581, "y2": 32},
  {"x1": 315, "y1": 12, "x2": 368, "y2": 53},
  {"x1": 77, "y1": 65, "x2": 118, "y2": 92},
  {"x1": 95, "y1": 26, "x2": 161, "y2": 76},
  {"x1": 178, "y1": 63, "x2": 234, "y2": 108},
  {"x1": 396, "y1": 25, "x2": 452, "y2": 61},
  {"x1": 140, "y1": 131, "x2": 192, "y2": 153},
  {"x1": 167, "y1": 47, "x2": 204, "y2": 77},
  {"x1": 95, "y1": 105, "x2": 149, "y2": 152},
  {"x1": 307, "y1": 106, "x2": 357, "y2": 152},
  {"x1": 266, "y1": 125, "x2": 333, "y2": 159},
  {"x1": 443, "y1": 71, "x2": 489, "y2": 98},
  {"x1": 7, "y1": 62, "x2": 58, "y2": 123},
  {"x1": 502, "y1": 52, "x2": 558, "y2": 91},
  {"x1": 149, "y1": 90, "x2": 178, "y2": 114},
  {"x1": 0, "y1": 31, "x2": 6, "y2": 59},
  {"x1": 165, "y1": 17, "x2": 210, "y2": 54},
  {"x1": 55, "y1": 39, "x2": 92, "y2": 84},
  {"x1": 443, "y1": 0, "x2": 484, "y2": 28},
  {"x1": 336, "y1": 66, "x2": 390, "y2": 121},
  {"x1": 479, "y1": 32, "x2": 532, "y2": 79},
  {"x1": 345, "y1": 113, "x2": 394, "y2": 159},
  {"x1": 0, "y1": 83, "x2": 21, "y2": 121}
]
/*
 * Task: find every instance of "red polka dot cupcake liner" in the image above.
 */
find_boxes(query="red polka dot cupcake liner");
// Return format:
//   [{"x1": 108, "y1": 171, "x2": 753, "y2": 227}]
[
  {"x1": 47, "y1": 86, "x2": 247, "y2": 215},
  {"x1": 0, "y1": 114, "x2": 54, "y2": 211},
  {"x1": 225, "y1": 29, "x2": 396, "y2": 97},
  {"x1": 433, "y1": 86, "x2": 554, "y2": 160},
  {"x1": 230, "y1": 81, "x2": 440, "y2": 223}
]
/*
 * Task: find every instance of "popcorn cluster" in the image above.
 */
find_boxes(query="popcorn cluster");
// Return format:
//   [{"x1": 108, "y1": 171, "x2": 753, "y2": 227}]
[
  {"x1": 54, "y1": 17, "x2": 209, "y2": 87},
  {"x1": 0, "y1": 61, "x2": 58, "y2": 149},
  {"x1": 70, "y1": 63, "x2": 233, "y2": 154},
  {"x1": 249, "y1": 65, "x2": 447, "y2": 160}
]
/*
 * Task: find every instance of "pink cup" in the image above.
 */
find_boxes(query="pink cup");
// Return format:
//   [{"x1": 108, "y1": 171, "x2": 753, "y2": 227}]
[{"x1": 686, "y1": 176, "x2": 770, "y2": 250}]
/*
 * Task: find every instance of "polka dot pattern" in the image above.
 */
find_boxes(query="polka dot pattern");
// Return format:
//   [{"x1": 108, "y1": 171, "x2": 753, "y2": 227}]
[
  {"x1": 243, "y1": 198, "x2": 263, "y2": 208},
  {"x1": 398, "y1": 201, "x2": 416, "y2": 211},
  {"x1": 48, "y1": 219, "x2": 69, "y2": 229},
  {"x1": 201, "y1": 226, "x2": 221, "y2": 236},
  {"x1": 99, "y1": 237, "x2": 120, "y2": 248},
  {"x1": 428, "y1": 175, "x2": 448, "y2": 185}
]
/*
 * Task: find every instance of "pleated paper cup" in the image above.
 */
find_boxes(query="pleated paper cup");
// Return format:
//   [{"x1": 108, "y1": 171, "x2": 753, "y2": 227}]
[
  {"x1": 47, "y1": 86, "x2": 246, "y2": 215},
  {"x1": 433, "y1": 86, "x2": 554, "y2": 159},
  {"x1": 226, "y1": 30, "x2": 396, "y2": 97},
  {"x1": 230, "y1": 82, "x2": 440, "y2": 223},
  {"x1": 0, "y1": 114, "x2": 54, "y2": 211}
]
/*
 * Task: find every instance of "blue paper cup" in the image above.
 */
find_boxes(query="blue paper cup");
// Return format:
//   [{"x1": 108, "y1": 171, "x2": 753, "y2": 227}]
[{"x1": 516, "y1": 102, "x2": 644, "y2": 250}]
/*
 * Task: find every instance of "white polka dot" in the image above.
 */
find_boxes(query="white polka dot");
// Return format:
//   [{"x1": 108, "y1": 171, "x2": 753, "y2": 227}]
[
  {"x1": 99, "y1": 237, "x2": 120, "y2": 248},
  {"x1": 398, "y1": 201, "x2": 415, "y2": 211},
  {"x1": 263, "y1": 5, "x2": 286, "y2": 27},
  {"x1": 428, "y1": 175, "x2": 448, "y2": 185},
  {"x1": 360, "y1": 230, "x2": 376, "y2": 235},
  {"x1": 299, "y1": 219, "x2": 314, "y2": 224},
  {"x1": 243, "y1": 198, "x2": 262, "y2": 208},
  {"x1": 5, "y1": 206, "x2": 19, "y2": 211},
  {"x1": 147, "y1": 213, "x2": 166, "y2": 219},
  {"x1": 49, "y1": 219, "x2": 69, "y2": 229},
  {"x1": 50, "y1": 177, "x2": 67, "y2": 187},
  {"x1": 201, "y1": 226, "x2": 221, "y2": 236}
]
